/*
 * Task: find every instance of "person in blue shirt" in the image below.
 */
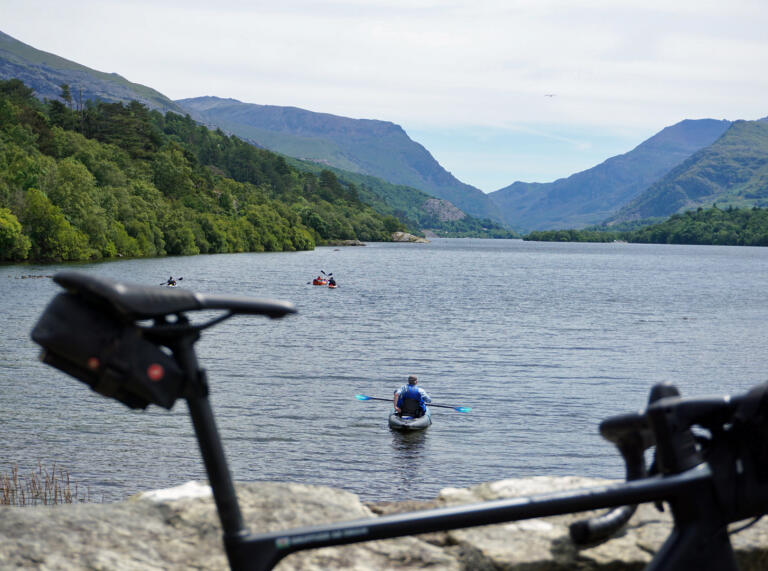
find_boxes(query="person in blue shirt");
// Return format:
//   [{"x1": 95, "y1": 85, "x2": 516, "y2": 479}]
[{"x1": 393, "y1": 375, "x2": 431, "y2": 417}]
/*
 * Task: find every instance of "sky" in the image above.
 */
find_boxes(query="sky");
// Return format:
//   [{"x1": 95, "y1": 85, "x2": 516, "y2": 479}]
[{"x1": 3, "y1": 0, "x2": 768, "y2": 192}]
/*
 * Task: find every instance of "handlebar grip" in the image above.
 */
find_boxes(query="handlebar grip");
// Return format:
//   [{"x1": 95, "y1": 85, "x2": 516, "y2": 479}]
[{"x1": 570, "y1": 428, "x2": 648, "y2": 545}]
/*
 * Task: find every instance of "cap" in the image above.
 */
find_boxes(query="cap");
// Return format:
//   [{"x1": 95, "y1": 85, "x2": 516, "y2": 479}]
[{"x1": 408, "y1": 375, "x2": 417, "y2": 384}]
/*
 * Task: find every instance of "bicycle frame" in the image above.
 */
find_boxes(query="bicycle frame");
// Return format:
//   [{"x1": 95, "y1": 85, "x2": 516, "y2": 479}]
[
  {"x1": 172, "y1": 329, "x2": 741, "y2": 571},
  {"x1": 31, "y1": 272, "x2": 766, "y2": 571}
]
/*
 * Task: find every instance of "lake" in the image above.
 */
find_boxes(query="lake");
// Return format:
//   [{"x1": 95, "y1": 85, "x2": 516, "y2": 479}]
[{"x1": 1, "y1": 239, "x2": 767, "y2": 503}]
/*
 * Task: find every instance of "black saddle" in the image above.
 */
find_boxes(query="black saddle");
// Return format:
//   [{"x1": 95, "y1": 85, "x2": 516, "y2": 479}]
[
  {"x1": 31, "y1": 271, "x2": 296, "y2": 410},
  {"x1": 53, "y1": 271, "x2": 296, "y2": 320}
]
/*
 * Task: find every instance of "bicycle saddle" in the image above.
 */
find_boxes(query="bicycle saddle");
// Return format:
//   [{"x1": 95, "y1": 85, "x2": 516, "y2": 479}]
[{"x1": 53, "y1": 271, "x2": 297, "y2": 320}]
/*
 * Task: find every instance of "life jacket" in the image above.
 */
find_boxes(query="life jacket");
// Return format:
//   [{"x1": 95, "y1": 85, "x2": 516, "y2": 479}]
[{"x1": 397, "y1": 385, "x2": 425, "y2": 417}]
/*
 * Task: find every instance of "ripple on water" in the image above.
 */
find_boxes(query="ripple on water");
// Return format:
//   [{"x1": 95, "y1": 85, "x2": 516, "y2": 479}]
[{"x1": 2, "y1": 241, "x2": 768, "y2": 502}]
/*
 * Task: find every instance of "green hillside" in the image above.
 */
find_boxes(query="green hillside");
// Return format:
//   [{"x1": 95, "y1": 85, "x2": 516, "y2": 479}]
[
  {"x1": 0, "y1": 79, "x2": 405, "y2": 262},
  {"x1": 285, "y1": 158, "x2": 516, "y2": 238},
  {"x1": 177, "y1": 97, "x2": 503, "y2": 222},
  {"x1": 608, "y1": 120, "x2": 768, "y2": 223}
]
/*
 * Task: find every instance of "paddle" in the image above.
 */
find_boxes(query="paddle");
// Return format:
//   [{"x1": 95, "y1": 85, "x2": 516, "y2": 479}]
[
  {"x1": 354, "y1": 394, "x2": 472, "y2": 413},
  {"x1": 321, "y1": 270, "x2": 333, "y2": 277}
]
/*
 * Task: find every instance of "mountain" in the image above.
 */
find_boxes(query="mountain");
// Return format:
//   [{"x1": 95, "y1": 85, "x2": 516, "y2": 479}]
[
  {"x1": 0, "y1": 30, "x2": 509, "y2": 238},
  {"x1": 176, "y1": 96, "x2": 502, "y2": 222},
  {"x1": 488, "y1": 119, "x2": 732, "y2": 232},
  {"x1": 0, "y1": 30, "x2": 186, "y2": 115},
  {"x1": 607, "y1": 119, "x2": 768, "y2": 223}
]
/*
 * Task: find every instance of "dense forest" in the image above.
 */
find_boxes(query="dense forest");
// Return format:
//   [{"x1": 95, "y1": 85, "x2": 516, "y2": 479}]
[
  {"x1": 0, "y1": 79, "x2": 406, "y2": 262},
  {"x1": 524, "y1": 206, "x2": 768, "y2": 246}
]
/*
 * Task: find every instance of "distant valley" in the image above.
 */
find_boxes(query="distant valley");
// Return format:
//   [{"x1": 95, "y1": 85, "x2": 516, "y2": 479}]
[{"x1": 489, "y1": 119, "x2": 733, "y2": 230}]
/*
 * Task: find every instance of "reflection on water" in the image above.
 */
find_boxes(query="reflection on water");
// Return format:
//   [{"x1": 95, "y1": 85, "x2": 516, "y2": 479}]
[
  {"x1": 391, "y1": 430, "x2": 428, "y2": 454},
  {"x1": 390, "y1": 430, "x2": 429, "y2": 490}
]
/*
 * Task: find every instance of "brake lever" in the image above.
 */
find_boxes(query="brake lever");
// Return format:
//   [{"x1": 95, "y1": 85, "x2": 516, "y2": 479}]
[{"x1": 570, "y1": 410, "x2": 652, "y2": 544}]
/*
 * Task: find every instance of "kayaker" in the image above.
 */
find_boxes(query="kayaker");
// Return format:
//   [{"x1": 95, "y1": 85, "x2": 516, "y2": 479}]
[
  {"x1": 394, "y1": 375, "x2": 431, "y2": 418},
  {"x1": 165, "y1": 276, "x2": 176, "y2": 286},
  {"x1": 328, "y1": 277, "x2": 336, "y2": 286}
]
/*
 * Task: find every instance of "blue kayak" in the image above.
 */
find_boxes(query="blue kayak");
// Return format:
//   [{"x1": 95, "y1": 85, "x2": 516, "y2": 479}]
[{"x1": 388, "y1": 408, "x2": 431, "y2": 431}]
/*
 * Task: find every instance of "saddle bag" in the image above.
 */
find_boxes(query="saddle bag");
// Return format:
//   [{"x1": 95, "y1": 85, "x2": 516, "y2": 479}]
[{"x1": 31, "y1": 292, "x2": 184, "y2": 409}]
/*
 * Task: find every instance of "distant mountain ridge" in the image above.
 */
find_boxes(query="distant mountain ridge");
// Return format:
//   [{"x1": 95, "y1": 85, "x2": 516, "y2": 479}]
[
  {"x1": 0, "y1": 30, "x2": 186, "y2": 115},
  {"x1": 176, "y1": 96, "x2": 502, "y2": 222},
  {"x1": 488, "y1": 119, "x2": 732, "y2": 232},
  {"x1": 4, "y1": 28, "x2": 766, "y2": 235},
  {"x1": 608, "y1": 119, "x2": 768, "y2": 223},
  {"x1": 0, "y1": 29, "x2": 505, "y2": 236}
]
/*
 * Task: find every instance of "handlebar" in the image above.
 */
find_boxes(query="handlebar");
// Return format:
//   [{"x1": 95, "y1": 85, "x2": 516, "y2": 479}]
[{"x1": 572, "y1": 381, "x2": 767, "y2": 545}]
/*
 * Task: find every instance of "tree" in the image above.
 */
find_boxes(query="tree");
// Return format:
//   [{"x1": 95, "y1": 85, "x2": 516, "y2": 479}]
[
  {"x1": 0, "y1": 207, "x2": 31, "y2": 260},
  {"x1": 59, "y1": 84, "x2": 73, "y2": 110},
  {"x1": 19, "y1": 188, "x2": 90, "y2": 261},
  {"x1": 152, "y1": 147, "x2": 195, "y2": 198}
]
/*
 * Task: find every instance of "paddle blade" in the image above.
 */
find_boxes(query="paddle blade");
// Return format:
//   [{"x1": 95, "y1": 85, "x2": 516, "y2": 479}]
[
  {"x1": 354, "y1": 394, "x2": 372, "y2": 401},
  {"x1": 455, "y1": 406, "x2": 472, "y2": 413}
]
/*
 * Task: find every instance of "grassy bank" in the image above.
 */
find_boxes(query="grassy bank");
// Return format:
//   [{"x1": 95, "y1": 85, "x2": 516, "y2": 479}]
[{"x1": 1, "y1": 463, "x2": 92, "y2": 506}]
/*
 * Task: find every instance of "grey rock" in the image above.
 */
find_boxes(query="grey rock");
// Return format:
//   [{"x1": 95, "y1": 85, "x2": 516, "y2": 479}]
[
  {"x1": 2, "y1": 477, "x2": 768, "y2": 570},
  {"x1": 0, "y1": 481, "x2": 456, "y2": 571},
  {"x1": 422, "y1": 199, "x2": 466, "y2": 222},
  {"x1": 391, "y1": 232, "x2": 429, "y2": 243}
]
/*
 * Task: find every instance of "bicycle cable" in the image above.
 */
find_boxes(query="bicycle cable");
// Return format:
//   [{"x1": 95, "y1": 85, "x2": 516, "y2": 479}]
[{"x1": 729, "y1": 516, "x2": 763, "y2": 535}]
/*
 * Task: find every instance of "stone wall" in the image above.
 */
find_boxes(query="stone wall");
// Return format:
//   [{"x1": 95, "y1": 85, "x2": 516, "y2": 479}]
[{"x1": 2, "y1": 477, "x2": 767, "y2": 570}]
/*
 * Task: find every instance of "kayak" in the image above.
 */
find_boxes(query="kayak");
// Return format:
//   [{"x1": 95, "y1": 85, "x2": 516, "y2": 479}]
[
  {"x1": 312, "y1": 279, "x2": 327, "y2": 286},
  {"x1": 328, "y1": 283, "x2": 337, "y2": 289},
  {"x1": 388, "y1": 408, "x2": 431, "y2": 431}
]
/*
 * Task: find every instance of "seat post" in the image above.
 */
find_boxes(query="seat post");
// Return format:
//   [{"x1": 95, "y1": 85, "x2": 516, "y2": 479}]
[{"x1": 173, "y1": 330, "x2": 247, "y2": 540}]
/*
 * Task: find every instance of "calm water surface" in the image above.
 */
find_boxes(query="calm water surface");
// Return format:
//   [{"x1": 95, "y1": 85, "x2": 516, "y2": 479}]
[{"x1": 2, "y1": 239, "x2": 767, "y2": 502}]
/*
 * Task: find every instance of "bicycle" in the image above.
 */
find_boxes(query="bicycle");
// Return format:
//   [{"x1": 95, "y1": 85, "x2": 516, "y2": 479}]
[{"x1": 30, "y1": 271, "x2": 768, "y2": 570}]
